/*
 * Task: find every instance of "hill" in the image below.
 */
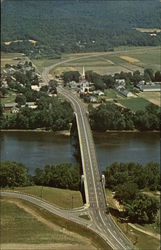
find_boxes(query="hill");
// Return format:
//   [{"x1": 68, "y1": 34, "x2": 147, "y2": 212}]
[{"x1": 1, "y1": 0, "x2": 161, "y2": 58}]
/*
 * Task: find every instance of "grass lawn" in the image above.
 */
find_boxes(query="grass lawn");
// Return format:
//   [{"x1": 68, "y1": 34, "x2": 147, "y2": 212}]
[
  {"x1": 10, "y1": 186, "x2": 83, "y2": 209},
  {"x1": 104, "y1": 89, "x2": 122, "y2": 99},
  {"x1": 118, "y1": 97, "x2": 150, "y2": 112}
]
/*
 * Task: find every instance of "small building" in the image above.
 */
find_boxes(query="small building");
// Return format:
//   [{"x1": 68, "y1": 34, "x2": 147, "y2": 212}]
[
  {"x1": 31, "y1": 85, "x2": 40, "y2": 91},
  {"x1": 90, "y1": 96, "x2": 98, "y2": 103},
  {"x1": 11, "y1": 107, "x2": 19, "y2": 114},
  {"x1": 93, "y1": 90, "x2": 104, "y2": 96},
  {"x1": 69, "y1": 81, "x2": 78, "y2": 89},
  {"x1": 4, "y1": 103, "x2": 17, "y2": 112},
  {"x1": 137, "y1": 82, "x2": 161, "y2": 92},
  {"x1": 115, "y1": 79, "x2": 126, "y2": 85},
  {"x1": 119, "y1": 88, "x2": 134, "y2": 97}
]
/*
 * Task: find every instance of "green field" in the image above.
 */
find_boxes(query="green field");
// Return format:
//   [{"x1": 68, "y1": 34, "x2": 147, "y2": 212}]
[
  {"x1": 1, "y1": 198, "x2": 80, "y2": 244},
  {"x1": 1, "y1": 197, "x2": 109, "y2": 250},
  {"x1": 118, "y1": 97, "x2": 150, "y2": 112},
  {"x1": 9, "y1": 186, "x2": 83, "y2": 209},
  {"x1": 104, "y1": 89, "x2": 122, "y2": 99}
]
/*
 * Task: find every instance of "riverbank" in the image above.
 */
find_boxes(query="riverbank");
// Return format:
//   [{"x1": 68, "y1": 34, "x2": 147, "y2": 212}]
[
  {"x1": 0, "y1": 129, "x2": 70, "y2": 136},
  {"x1": 1, "y1": 128, "x2": 160, "y2": 134}
]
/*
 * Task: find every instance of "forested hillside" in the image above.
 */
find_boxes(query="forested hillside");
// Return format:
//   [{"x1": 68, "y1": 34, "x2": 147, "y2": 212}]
[{"x1": 1, "y1": 0, "x2": 161, "y2": 58}]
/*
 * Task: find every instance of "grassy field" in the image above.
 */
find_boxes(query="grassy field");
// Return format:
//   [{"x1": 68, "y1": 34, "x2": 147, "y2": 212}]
[
  {"x1": 138, "y1": 92, "x2": 160, "y2": 107},
  {"x1": 1, "y1": 197, "x2": 110, "y2": 250},
  {"x1": 118, "y1": 97, "x2": 150, "y2": 112},
  {"x1": 31, "y1": 46, "x2": 161, "y2": 76},
  {"x1": 1, "y1": 52, "x2": 25, "y2": 68},
  {"x1": 1, "y1": 198, "x2": 80, "y2": 245},
  {"x1": 9, "y1": 186, "x2": 83, "y2": 209},
  {"x1": 1, "y1": 197, "x2": 104, "y2": 250},
  {"x1": 2, "y1": 46, "x2": 160, "y2": 76}
]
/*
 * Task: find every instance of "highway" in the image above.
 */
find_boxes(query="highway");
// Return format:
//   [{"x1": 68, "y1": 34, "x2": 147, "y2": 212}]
[{"x1": 41, "y1": 58, "x2": 135, "y2": 250}]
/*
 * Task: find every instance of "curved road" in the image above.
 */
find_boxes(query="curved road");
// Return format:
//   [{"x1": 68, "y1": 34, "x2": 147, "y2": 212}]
[{"x1": 41, "y1": 57, "x2": 135, "y2": 250}]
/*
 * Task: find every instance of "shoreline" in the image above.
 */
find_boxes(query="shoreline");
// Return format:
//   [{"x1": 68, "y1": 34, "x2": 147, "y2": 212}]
[{"x1": 0, "y1": 129, "x2": 160, "y2": 134}]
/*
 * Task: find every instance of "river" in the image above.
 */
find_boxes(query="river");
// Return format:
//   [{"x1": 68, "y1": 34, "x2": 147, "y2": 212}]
[{"x1": 0, "y1": 131, "x2": 160, "y2": 174}]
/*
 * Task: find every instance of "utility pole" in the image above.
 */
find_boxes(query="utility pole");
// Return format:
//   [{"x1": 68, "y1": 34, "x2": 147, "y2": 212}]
[
  {"x1": 72, "y1": 196, "x2": 74, "y2": 209},
  {"x1": 41, "y1": 185, "x2": 43, "y2": 199}
]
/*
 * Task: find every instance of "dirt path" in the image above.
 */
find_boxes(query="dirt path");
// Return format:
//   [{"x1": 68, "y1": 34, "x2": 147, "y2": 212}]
[{"x1": 128, "y1": 223, "x2": 160, "y2": 240}]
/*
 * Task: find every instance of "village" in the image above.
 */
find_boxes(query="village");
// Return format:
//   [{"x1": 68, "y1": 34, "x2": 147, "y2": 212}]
[{"x1": 1, "y1": 59, "x2": 161, "y2": 115}]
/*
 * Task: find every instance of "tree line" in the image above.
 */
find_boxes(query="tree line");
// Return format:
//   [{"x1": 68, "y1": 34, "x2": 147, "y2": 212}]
[
  {"x1": 0, "y1": 161, "x2": 80, "y2": 191},
  {"x1": 2, "y1": 0, "x2": 161, "y2": 58},
  {"x1": 89, "y1": 102, "x2": 160, "y2": 131},
  {"x1": 103, "y1": 162, "x2": 160, "y2": 224}
]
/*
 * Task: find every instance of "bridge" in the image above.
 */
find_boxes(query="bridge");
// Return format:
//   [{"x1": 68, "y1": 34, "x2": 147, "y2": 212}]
[
  {"x1": 1, "y1": 57, "x2": 134, "y2": 248},
  {"x1": 41, "y1": 60, "x2": 135, "y2": 250}
]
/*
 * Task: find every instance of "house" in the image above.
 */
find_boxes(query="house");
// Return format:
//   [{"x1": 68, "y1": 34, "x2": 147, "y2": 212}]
[
  {"x1": 31, "y1": 85, "x2": 40, "y2": 91},
  {"x1": 26, "y1": 102, "x2": 37, "y2": 109},
  {"x1": 93, "y1": 90, "x2": 104, "y2": 96},
  {"x1": 115, "y1": 79, "x2": 126, "y2": 85},
  {"x1": 69, "y1": 81, "x2": 78, "y2": 89},
  {"x1": 90, "y1": 96, "x2": 98, "y2": 103},
  {"x1": 4, "y1": 103, "x2": 17, "y2": 112},
  {"x1": 119, "y1": 88, "x2": 134, "y2": 97},
  {"x1": 11, "y1": 107, "x2": 19, "y2": 114}
]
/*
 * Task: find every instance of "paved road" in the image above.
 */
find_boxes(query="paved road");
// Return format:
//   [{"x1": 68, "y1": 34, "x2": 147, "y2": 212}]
[{"x1": 41, "y1": 57, "x2": 135, "y2": 250}]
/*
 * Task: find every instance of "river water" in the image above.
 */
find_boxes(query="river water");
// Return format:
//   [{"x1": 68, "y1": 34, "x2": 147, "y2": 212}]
[{"x1": 0, "y1": 131, "x2": 160, "y2": 174}]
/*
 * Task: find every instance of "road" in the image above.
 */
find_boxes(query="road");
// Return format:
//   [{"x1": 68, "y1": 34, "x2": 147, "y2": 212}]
[
  {"x1": 1, "y1": 54, "x2": 134, "y2": 250},
  {"x1": 41, "y1": 57, "x2": 135, "y2": 250}
]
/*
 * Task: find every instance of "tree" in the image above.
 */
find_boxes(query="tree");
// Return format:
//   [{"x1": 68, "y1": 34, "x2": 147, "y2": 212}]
[
  {"x1": 115, "y1": 182, "x2": 138, "y2": 204},
  {"x1": 125, "y1": 193, "x2": 159, "y2": 223},
  {"x1": 0, "y1": 87, "x2": 8, "y2": 97},
  {"x1": 0, "y1": 161, "x2": 30, "y2": 187},
  {"x1": 154, "y1": 71, "x2": 161, "y2": 82},
  {"x1": 144, "y1": 69, "x2": 154, "y2": 82},
  {"x1": 15, "y1": 94, "x2": 26, "y2": 106}
]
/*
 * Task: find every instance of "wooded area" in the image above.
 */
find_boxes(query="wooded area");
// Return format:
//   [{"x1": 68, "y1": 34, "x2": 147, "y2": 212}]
[{"x1": 2, "y1": 0, "x2": 161, "y2": 57}]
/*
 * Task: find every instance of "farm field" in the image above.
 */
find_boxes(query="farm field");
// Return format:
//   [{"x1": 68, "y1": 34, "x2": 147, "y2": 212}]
[
  {"x1": 2, "y1": 46, "x2": 160, "y2": 75},
  {"x1": 138, "y1": 92, "x2": 160, "y2": 107},
  {"x1": 1, "y1": 197, "x2": 96, "y2": 250},
  {"x1": 117, "y1": 97, "x2": 150, "y2": 112},
  {"x1": 49, "y1": 46, "x2": 160, "y2": 76}
]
